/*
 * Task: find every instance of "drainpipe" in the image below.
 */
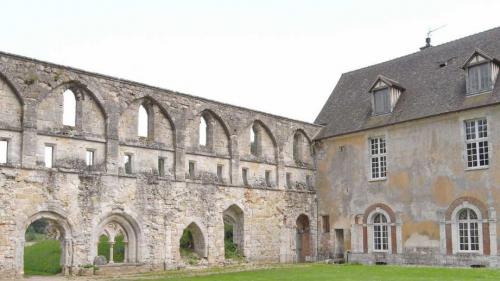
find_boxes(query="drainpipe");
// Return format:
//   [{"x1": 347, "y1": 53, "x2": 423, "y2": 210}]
[{"x1": 315, "y1": 196, "x2": 319, "y2": 262}]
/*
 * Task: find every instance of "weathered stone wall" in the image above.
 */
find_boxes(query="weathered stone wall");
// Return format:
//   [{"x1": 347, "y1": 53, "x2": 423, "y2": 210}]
[
  {"x1": 316, "y1": 105, "x2": 500, "y2": 266},
  {"x1": 0, "y1": 52, "x2": 321, "y2": 278}
]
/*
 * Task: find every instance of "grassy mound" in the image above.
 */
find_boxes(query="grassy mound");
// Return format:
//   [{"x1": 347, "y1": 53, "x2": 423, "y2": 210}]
[{"x1": 24, "y1": 240, "x2": 62, "y2": 276}]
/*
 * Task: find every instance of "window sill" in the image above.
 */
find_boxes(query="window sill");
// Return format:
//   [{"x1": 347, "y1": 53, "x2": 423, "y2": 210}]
[
  {"x1": 369, "y1": 177, "x2": 387, "y2": 182},
  {"x1": 465, "y1": 166, "x2": 489, "y2": 172},
  {"x1": 465, "y1": 90, "x2": 492, "y2": 97}
]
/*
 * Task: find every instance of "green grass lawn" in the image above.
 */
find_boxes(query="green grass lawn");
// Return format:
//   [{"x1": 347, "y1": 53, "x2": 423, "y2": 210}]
[
  {"x1": 23, "y1": 240, "x2": 62, "y2": 276},
  {"x1": 125, "y1": 264, "x2": 500, "y2": 281}
]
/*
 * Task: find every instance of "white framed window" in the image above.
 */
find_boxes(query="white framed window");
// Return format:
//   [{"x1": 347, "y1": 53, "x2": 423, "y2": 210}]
[
  {"x1": 86, "y1": 150, "x2": 94, "y2": 167},
  {"x1": 373, "y1": 88, "x2": 390, "y2": 115},
  {"x1": 138, "y1": 104, "x2": 149, "y2": 137},
  {"x1": 464, "y1": 118, "x2": 489, "y2": 168},
  {"x1": 457, "y1": 208, "x2": 481, "y2": 252},
  {"x1": 62, "y1": 89, "x2": 76, "y2": 127},
  {"x1": 373, "y1": 213, "x2": 389, "y2": 252},
  {"x1": 369, "y1": 137, "x2": 387, "y2": 180},
  {"x1": 44, "y1": 145, "x2": 54, "y2": 168},
  {"x1": 0, "y1": 140, "x2": 7, "y2": 164}
]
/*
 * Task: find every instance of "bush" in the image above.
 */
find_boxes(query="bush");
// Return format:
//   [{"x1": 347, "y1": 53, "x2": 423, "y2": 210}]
[{"x1": 24, "y1": 240, "x2": 62, "y2": 275}]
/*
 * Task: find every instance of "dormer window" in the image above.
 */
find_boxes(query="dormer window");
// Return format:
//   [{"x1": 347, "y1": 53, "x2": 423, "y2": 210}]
[
  {"x1": 462, "y1": 49, "x2": 499, "y2": 96},
  {"x1": 369, "y1": 75, "x2": 404, "y2": 116}
]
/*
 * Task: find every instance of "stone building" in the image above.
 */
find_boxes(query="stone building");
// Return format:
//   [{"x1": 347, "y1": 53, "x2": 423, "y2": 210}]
[
  {"x1": 315, "y1": 27, "x2": 500, "y2": 267},
  {"x1": 3, "y1": 25, "x2": 500, "y2": 278},
  {"x1": 0, "y1": 50, "x2": 320, "y2": 277}
]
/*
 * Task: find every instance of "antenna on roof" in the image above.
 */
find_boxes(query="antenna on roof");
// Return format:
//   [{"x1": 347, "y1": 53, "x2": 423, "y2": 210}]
[{"x1": 421, "y1": 25, "x2": 447, "y2": 50}]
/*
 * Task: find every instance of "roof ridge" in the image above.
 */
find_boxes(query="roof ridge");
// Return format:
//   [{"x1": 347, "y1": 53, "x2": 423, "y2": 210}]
[
  {"x1": 341, "y1": 25, "x2": 500, "y2": 76},
  {"x1": 0, "y1": 50, "x2": 322, "y2": 127}
]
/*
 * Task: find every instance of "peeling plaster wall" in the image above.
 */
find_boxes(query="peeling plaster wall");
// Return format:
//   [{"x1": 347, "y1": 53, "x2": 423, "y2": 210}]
[{"x1": 316, "y1": 105, "x2": 500, "y2": 266}]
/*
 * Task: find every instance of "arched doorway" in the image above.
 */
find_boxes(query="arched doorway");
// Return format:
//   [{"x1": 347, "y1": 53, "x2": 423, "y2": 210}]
[
  {"x1": 21, "y1": 212, "x2": 73, "y2": 276},
  {"x1": 223, "y1": 204, "x2": 244, "y2": 260},
  {"x1": 94, "y1": 213, "x2": 141, "y2": 264},
  {"x1": 296, "y1": 214, "x2": 311, "y2": 263},
  {"x1": 179, "y1": 222, "x2": 207, "y2": 265}
]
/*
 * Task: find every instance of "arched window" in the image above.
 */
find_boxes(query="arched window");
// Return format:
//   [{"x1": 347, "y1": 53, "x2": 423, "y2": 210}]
[
  {"x1": 293, "y1": 132, "x2": 303, "y2": 162},
  {"x1": 457, "y1": 208, "x2": 480, "y2": 252},
  {"x1": 250, "y1": 125, "x2": 258, "y2": 156},
  {"x1": 373, "y1": 213, "x2": 388, "y2": 251},
  {"x1": 138, "y1": 104, "x2": 149, "y2": 137},
  {"x1": 199, "y1": 116, "x2": 208, "y2": 146},
  {"x1": 62, "y1": 89, "x2": 76, "y2": 126}
]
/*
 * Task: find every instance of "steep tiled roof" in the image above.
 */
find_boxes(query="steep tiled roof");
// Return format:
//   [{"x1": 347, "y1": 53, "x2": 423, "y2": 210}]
[{"x1": 314, "y1": 26, "x2": 500, "y2": 139}]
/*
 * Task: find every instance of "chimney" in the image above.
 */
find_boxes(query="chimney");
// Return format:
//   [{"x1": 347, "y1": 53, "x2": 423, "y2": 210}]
[{"x1": 420, "y1": 37, "x2": 432, "y2": 50}]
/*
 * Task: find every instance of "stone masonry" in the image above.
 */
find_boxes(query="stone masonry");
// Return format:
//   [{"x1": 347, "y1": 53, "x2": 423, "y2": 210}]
[{"x1": 0, "y1": 52, "x2": 321, "y2": 278}]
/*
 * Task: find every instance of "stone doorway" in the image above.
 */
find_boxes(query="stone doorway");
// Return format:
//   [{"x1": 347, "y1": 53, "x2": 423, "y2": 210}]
[{"x1": 296, "y1": 214, "x2": 311, "y2": 262}]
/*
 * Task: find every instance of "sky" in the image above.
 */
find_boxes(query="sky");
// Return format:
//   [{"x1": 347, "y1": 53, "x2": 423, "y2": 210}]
[{"x1": 1, "y1": 1, "x2": 500, "y2": 123}]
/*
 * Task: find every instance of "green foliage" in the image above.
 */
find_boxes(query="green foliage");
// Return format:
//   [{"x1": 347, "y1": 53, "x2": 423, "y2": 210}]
[
  {"x1": 180, "y1": 229, "x2": 200, "y2": 265},
  {"x1": 224, "y1": 224, "x2": 243, "y2": 260},
  {"x1": 114, "y1": 234, "x2": 125, "y2": 263},
  {"x1": 25, "y1": 219, "x2": 49, "y2": 242},
  {"x1": 97, "y1": 235, "x2": 110, "y2": 262},
  {"x1": 23, "y1": 240, "x2": 61, "y2": 276},
  {"x1": 180, "y1": 229, "x2": 194, "y2": 250}
]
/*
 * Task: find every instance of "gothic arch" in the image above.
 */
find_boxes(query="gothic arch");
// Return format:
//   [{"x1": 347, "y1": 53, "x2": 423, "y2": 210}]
[
  {"x1": 223, "y1": 204, "x2": 245, "y2": 257},
  {"x1": 119, "y1": 96, "x2": 176, "y2": 147},
  {"x1": 246, "y1": 119, "x2": 278, "y2": 161},
  {"x1": 0, "y1": 72, "x2": 24, "y2": 129},
  {"x1": 179, "y1": 220, "x2": 208, "y2": 259},
  {"x1": 18, "y1": 210, "x2": 74, "y2": 275},
  {"x1": 93, "y1": 212, "x2": 142, "y2": 263}
]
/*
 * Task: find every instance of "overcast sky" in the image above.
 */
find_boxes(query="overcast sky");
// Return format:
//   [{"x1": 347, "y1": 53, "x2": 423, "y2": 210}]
[{"x1": 1, "y1": 0, "x2": 499, "y2": 123}]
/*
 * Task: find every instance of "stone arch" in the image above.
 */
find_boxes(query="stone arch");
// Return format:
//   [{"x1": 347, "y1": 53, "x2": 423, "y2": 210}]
[
  {"x1": 119, "y1": 96, "x2": 175, "y2": 148},
  {"x1": 291, "y1": 129, "x2": 313, "y2": 165},
  {"x1": 296, "y1": 214, "x2": 311, "y2": 262},
  {"x1": 0, "y1": 72, "x2": 24, "y2": 129},
  {"x1": 362, "y1": 203, "x2": 398, "y2": 254},
  {"x1": 223, "y1": 204, "x2": 245, "y2": 257},
  {"x1": 36, "y1": 81, "x2": 107, "y2": 137},
  {"x1": 444, "y1": 196, "x2": 491, "y2": 255},
  {"x1": 192, "y1": 109, "x2": 231, "y2": 155},
  {"x1": 18, "y1": 210, "x2": 74, "y2": 275},
  {"x1": 180, "y1": 221, "x2": 208, "y2": 259},
  {"x1": 244, "y1": 119, "x2": 278, "y2": 162},
  {"x1": 93, "y1": 212, "x2": 142, "y2": 263}
]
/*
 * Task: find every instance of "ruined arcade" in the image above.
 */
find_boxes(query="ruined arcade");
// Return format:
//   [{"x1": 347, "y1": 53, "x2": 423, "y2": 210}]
[{"x1": 0, "y1": 51, "x2": 320, "y2": 277}]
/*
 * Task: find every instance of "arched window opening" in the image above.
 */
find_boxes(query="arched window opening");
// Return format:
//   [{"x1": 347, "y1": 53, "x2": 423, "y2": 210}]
[
  {"x1": 179, "y1": 222, "x2": 206, "y2": 265},
  {"x1": 138, "y1": 104, "x2": 149, "y2": 137},
  {"x1": 223, "y1": 205, "x2": 244, "y2": 260},
  {"x1": 373, "y1": 213, "x2": 389, "y2": 251},
  {"x1": 250, "y1": 125, "x2": 258, "y2": 156},
  {"x1": 199, "y1": 116, "x2": 208, "y2": 146},
  {"x1": 24, "y1": 218, "x2": 64, "y2": 275},
  {"x1": 457, "y1": 208, "x2": 480, "y2": 252},
  {"x1": 293, "y1": 132, "x2": 303, "y2": 162},
  {"x1": 62, "y1": 89, "x2": 76, "y2": 127}
]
